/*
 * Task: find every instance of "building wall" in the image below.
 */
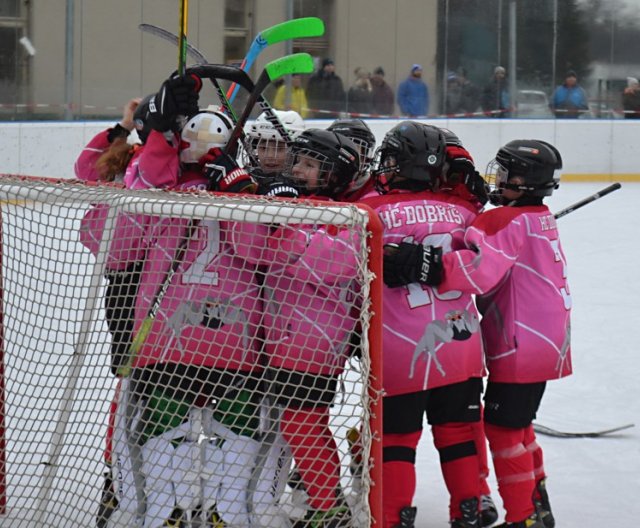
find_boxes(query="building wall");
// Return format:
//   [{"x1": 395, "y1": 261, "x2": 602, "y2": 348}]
[{"x1": 27, "y1": 0, "x2": 439, "y2": 118}]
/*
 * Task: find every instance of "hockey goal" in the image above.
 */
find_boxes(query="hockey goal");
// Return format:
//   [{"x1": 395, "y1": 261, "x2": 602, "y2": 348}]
[{"x1": 0, "y1": 175, "x2": 383, "y2": 528}]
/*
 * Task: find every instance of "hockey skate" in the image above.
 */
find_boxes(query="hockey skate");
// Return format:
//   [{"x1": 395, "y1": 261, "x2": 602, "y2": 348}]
[
  {"x1": 480, "y1": 494, "x2": 498, "y2": 526},
  {"x1": 533, "y1": 478, "x2": 555, "y2": 528},
  {"x1": 392, "y1": 506, "x2": 417, "y2": 528},
  {"x1": 450, "y1": 497, "x2": 480, "y2": 527},
  {"x1": 290, "y1": 501, "x2": 352, "y2": 527},
  {"x1": 494, "y1": 512, "x2": 544, "y2": 528}
]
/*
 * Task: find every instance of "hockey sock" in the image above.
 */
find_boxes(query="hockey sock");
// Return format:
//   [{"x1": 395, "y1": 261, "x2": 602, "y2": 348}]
[
  {"x1": 382, "y1": 430, "x2": 421, "y2": 528},
  {"x1": 432, "y1": 422, "x2": 481, "y2": 520},
  {"x1": 472, "y1": 408, "x2": 492, "y2": 496},
  {"x1": 280, "y1": 406, "x2": 340, "y2": 511},
  {"x1": 484, "y1": 422, "x2": 536, "y2": 522},
  {"x1": 523, "y1": 423, "x2": 546, "y2": 492}
]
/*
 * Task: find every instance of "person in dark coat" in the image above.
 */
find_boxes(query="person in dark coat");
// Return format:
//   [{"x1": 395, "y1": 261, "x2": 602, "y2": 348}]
[
  {"x1": 306, "y1": 58, "x2": 346, "y2": 118},
  {"x1": 622, "y1": 77, "x2": 640, "y2": 119},
  {"x1": 481, "y1": 66, "x2": 510, "y2": 118},
  {"x1": 370, "y1": 66, "x2": 395, "y2": 116}
]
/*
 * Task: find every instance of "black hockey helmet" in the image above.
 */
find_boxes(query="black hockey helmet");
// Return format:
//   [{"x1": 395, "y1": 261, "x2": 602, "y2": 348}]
[
  {"x1": 439, "y1": 127, "x2": 463, "y2": 147},
  {"x1": 284, "y1": 128, "x2": 361, "y2": 199},
  {"x1": 487, "y1": 139, "x2": 562, "y2": 204},
  {"x1": 133, "y1": 94, "x2": 154, "y2": 144},
  {"x1": 374, "y1": 121, "x2": 446, "y2": 192},
  {"x1": 327, "y1": 118, "x2": 377, "y2": 193}
]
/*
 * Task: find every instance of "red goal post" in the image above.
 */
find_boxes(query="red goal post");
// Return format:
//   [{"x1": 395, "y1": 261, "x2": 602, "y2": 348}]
[{"x1": 0, "y1": 174, "x2": 383, "y2": 527}]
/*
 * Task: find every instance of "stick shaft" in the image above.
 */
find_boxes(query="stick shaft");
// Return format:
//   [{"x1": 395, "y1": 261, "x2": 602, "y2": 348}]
[{"x1": 554, "y1": 183, "x2": 621, "y2": 219}]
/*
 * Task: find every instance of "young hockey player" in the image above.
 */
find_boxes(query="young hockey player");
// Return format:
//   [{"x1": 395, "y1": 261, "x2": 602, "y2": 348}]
[
  {"x1": 416, "y1": 139, "x2": 569, "y2": 528},
  {"x1": 231, "y1": 128, "x2": 363, "y2": 527},
  {"x1": 326, "y1": 117, "x2": 377, "y2": 201},
  {"x1": 243, "y1": 109, "x2": 305, "y2": 177},
  {"x1": 80, "y1": 71, "x2": 282, "y2": 527},
  {"x1": 359, "y1": 121, "x2": 486, "y2": 528},
  {"x1": 74, "y1": 94, "x2": 153, "y2": 184}
]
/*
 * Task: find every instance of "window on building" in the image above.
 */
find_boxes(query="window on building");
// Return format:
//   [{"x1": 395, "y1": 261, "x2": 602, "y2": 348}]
[{"x1": 224, "y1": 1, "x2": 250, "y2": 67}]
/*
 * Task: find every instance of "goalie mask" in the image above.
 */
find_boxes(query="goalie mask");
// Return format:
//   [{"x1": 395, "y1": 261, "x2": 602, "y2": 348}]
[
  {"x1": 374, "y1": 121, "x2": 446, "y2": 193},
  {"x1": 284, "y1": 128, "x2": 360, "y2": 199},
  {"x1": 179, "y1": 108, "x2": 234, "y2": 165},
  {"x1": 244, "y1": 110, "x2": 305, "y2": 175},
  {"x1": 327, "y1": 118, "x2": 377, "y2": 194},
  {"x1": 486, "y1": 139, "x2": 562, "y2": 205}
]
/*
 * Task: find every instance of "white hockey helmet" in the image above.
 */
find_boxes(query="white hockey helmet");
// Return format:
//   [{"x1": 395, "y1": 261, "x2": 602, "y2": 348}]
[
  {"x1": 245, "y1": 110, "x2": 305, "y2": 142},
  {"x1": 180, "y1": 107, "x2": 234, "y2": 164}
]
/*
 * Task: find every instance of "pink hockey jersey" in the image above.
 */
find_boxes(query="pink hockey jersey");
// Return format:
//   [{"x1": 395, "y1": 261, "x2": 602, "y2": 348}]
[
  {"x1": 232, "y1": 212, "x2": 363, "y2": 377},
  {"x1": 439, "y1": 205, "x2": 572, "y2": 383},
  {"x1": 80, "y1": 153, "x2": 262, "y2": 372},
  {"x1": 360, "y1": 190, "x2": 485, "y2": 397}
]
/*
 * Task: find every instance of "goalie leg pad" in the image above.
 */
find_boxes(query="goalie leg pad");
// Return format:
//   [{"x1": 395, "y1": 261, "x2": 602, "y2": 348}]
[{"x1": 140, "y1": 435, "x2": 176, "y2": 527}]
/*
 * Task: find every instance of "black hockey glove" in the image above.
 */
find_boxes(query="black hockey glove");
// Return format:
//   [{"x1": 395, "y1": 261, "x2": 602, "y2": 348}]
[
  {"x1": 203, "y1": 147, "x2": 257, "y2": 194},
  {"x1": 147, "y1": 73, "x2": 202, "y2": 132},
  {"x1": 258, "y1": 179, "x2": 300, "y2": 199},
  {"x1": 383, "y1": 242, "x2": 443, "y2": 288},
  {"x1": 465, "y1": 169, "x2": 489, "y2": 206}
]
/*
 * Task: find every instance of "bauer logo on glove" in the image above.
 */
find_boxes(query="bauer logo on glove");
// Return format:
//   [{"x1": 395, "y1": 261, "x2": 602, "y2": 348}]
[
  {"x1": 383, "y1": 242, "x2": 443, "y2": 288},
  {"x1": 203, "y1": 147, "x2": 258, "y2": 194}
]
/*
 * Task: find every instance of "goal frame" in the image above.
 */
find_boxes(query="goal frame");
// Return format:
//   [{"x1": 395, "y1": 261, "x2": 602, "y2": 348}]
[{"x1": 0, "y1": 174, "x2": 384, "y2": 526}]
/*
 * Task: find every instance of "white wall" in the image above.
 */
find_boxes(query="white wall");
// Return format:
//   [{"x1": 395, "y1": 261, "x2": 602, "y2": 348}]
[{"x1": 1, "y1": 119, "x2": 638, "y2": 181}]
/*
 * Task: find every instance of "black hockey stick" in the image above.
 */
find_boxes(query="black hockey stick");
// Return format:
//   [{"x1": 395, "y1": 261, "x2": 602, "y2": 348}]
[
  {"x1": 553, "y1": 182, "x2": 621, "y2": 219},
  {"x1": 533, "y1": 422, "x2": 635, "y2": 438},
  {"x1": 140, "y1": 23, "x2": 302, "y2": 150},
  {"x1": 225, "y1": 52, "x2": 313, "y2": 159}
]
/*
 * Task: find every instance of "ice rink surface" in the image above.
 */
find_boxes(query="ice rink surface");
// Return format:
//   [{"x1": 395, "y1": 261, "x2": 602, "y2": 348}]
[{"x1": 413, "y1": 182, "x2": 640, "y2": 526}]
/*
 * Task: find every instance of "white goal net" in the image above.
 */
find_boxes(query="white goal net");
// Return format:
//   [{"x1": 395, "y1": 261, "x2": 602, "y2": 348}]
[{"x1": 0, "y1": 175, "x2": 383, "y2": 528}]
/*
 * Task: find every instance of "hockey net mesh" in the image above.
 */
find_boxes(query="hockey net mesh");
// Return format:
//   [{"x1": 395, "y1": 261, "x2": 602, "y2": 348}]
[{"x1": 0, "y1": 175, "x2": 382, "y2": 528}]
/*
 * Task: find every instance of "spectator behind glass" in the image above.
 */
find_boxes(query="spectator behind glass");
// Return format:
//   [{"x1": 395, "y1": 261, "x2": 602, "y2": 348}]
[
  {"x1": 273, "y1": 74, "x2": 309, "y2": 118},
  {"x1": 481, "y1": 66, "x2": 510, "y2": 118},
  {"x1": 550, "y1": 70, "x2": 588, "y2": 119},
  {"x1": 370, "y1": 66, "x2": 395, "y2": 116},
  {"x1": 397, "y1": 64, "x2": 430, "y2": 117},
  {"x1": 445, "y1": 71, "x2": 462, "y2": 115},
  {"x1": 306, "y1": 58, "x2": 346, "y2": 118},
  {"x1": 347, "y1": 67, "x2": 373, "y2": 116},
  {"x1": 622, "y1": 76, "x2": 640, "y2": 119},
  {"x1": 456, "y1": 67, "x2": 481, "y2": 116}
]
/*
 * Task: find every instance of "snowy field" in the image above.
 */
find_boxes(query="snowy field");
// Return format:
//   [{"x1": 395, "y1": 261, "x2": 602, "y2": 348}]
[{"x1": 413, "y1": 182, "x2": 640, "y2": 526}]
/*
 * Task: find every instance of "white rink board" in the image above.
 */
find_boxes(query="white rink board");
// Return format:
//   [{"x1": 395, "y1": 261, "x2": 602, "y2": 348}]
[{"x1": 0, "y1": 119, "x2": 638, "y2": 181}]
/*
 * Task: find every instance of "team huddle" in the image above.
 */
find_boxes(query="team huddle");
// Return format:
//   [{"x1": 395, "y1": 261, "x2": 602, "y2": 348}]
[{"x1": 75, "y1": 70, "x2": 572, "y2": 528}]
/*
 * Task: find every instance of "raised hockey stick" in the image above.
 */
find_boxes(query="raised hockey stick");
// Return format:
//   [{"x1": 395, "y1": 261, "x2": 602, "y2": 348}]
[
  {"x1": 225, "y1": 52, "x2": 314, "y2": 158},
  {"x1": 140, "y1": 23, "x2": 207, "y2": 64},
  {"x1": 139, "y1": 25, "x2": 302, "y2": 160},
  {"x1": 533, "y1": 422, "x2": 635, "y2": 438},
  {"x1": 177, "y1": 0, "x2": 189, "y2": 75},
  {"x1": 553, "y1": 182, "x2": 621, "y2": 219},
  {"x1": 226, "y1": 17, "x2": 324, "y2": 103}
]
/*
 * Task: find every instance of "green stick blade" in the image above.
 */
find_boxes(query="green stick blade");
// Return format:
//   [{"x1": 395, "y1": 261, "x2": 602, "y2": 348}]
[
  {"x1": 261, "y1": 17, "x2": 325, "y2": 45},
  {"x1": 264, "y1": 53, "x2": 314, "y2": 82}
]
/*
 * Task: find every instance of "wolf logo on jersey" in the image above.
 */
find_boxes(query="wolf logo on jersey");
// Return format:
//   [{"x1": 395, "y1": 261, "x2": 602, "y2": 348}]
[{"x1": 410, "y1": 309, "x2": 480, "y2": 378}]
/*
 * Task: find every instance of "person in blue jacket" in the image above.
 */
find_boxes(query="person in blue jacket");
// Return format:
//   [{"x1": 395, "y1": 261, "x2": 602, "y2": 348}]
[
  {"x1": 397, "y1": 64, "x2": 429, "y2": 117},
  {"x1": 550, "y1": 70, "x2": 589, "y2": 119}
]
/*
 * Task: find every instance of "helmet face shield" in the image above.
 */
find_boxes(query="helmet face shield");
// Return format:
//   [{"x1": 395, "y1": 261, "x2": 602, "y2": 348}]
[{"x1": 285, "y1": 148, "x2": 332, "y2": 194}]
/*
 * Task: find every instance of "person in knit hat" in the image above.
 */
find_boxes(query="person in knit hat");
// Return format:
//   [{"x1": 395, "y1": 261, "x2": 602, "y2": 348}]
[
  {"x1": 306, "y1": 57, "x2": 346, "y2": 118},
  {"x1": 397, "y1": 64, "x2": 430, "y2": 117}
]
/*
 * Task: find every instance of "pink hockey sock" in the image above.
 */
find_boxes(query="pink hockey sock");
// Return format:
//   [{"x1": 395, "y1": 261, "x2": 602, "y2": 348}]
[
  {"x1": 485, "y1": 422, "x2": 537, "y2": 523},
  {"x1": 382, "y1": 431, "x2": 421, "y2": 528},
  {"x1": 432, "y1": 422, "x2": 482, "y2": 519},
  {"x1": 280, "y1": 406, "x2": 340, "y2": 511}
]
